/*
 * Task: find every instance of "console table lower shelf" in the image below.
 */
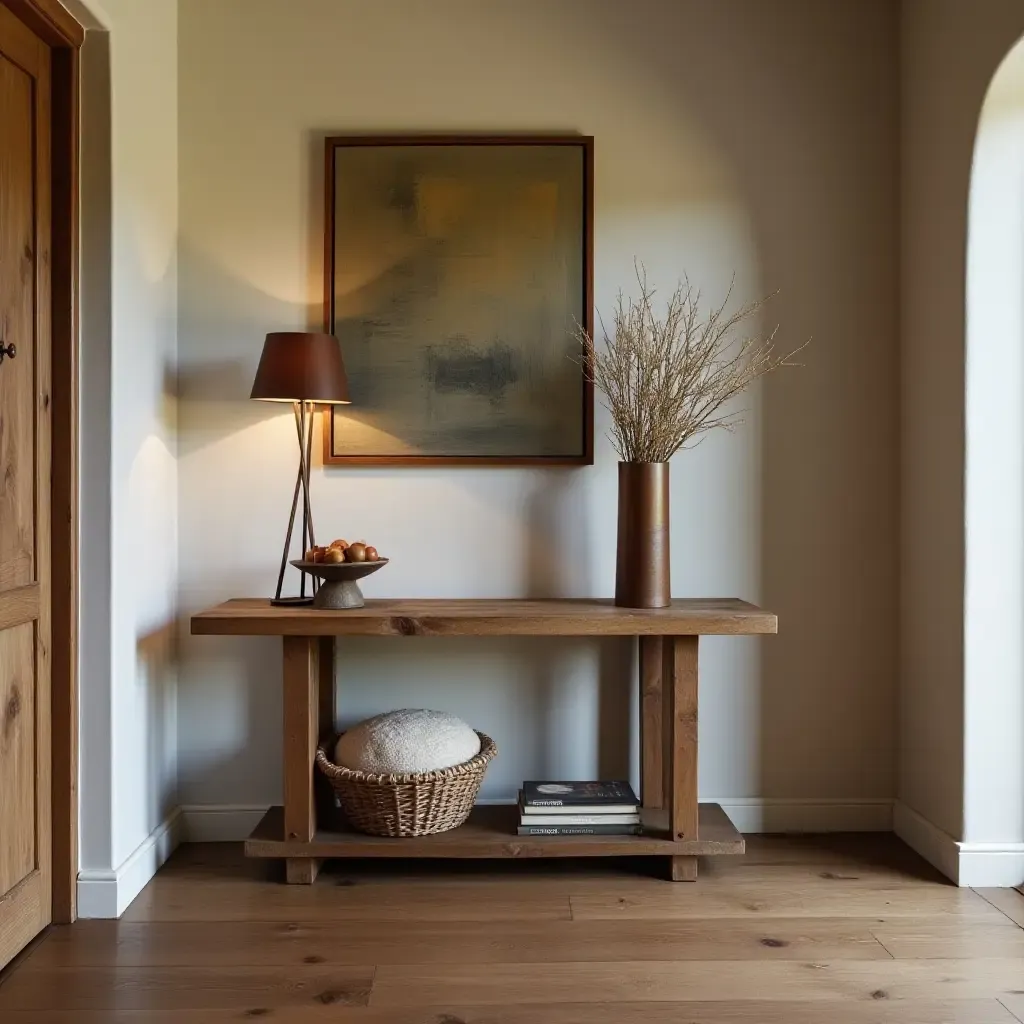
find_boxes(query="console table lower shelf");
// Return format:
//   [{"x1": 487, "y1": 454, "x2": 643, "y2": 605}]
[{"x1": 246, "y1": 803, "x2": 745, "y2": 861}]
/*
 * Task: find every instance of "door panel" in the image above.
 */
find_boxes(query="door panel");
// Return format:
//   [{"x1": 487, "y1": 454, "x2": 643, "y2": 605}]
[
  {"x1": 0, "y1": 0, "x2": 52, "y2": 970},
  {"x1": 0, "y1": 623, "x2": 35, "y2": 895},
  {"x1": 0, "y1": 50, "x2": 34, "y2": 593}
]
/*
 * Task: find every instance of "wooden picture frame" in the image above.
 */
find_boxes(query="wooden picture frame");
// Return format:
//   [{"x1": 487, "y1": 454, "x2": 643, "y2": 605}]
[{"x1": 322, "y1": 134, "x2": 594, "y2": 467}]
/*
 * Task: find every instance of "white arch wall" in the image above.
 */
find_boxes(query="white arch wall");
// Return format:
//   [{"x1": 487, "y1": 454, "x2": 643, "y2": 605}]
[
  {"x1": 898, "y1": 0, "x2": 1024, "y2": 885},
  {"x1": 964, "y1": 38, "x2": 1024, "y2": 866}
]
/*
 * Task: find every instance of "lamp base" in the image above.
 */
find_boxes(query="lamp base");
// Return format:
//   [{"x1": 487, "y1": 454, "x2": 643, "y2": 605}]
[{"x1": 269, "y1": 595, "x2": 314, "y2": 607}]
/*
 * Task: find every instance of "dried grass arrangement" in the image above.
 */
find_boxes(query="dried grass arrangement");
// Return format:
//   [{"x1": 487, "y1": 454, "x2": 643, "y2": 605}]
[{"x1": 577, "y1": 264, "x2": 807, "y2": 463}]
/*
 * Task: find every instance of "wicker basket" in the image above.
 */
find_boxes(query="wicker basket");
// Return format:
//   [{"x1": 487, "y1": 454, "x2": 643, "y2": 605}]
[{"x1": 315, "y1": 731, "x2": 497, "y2": 837}]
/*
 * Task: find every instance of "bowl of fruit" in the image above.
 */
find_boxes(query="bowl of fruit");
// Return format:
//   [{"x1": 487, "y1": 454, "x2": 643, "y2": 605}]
[{"x1": 292, "y1": 539, "x2": 388, "y2": 610}]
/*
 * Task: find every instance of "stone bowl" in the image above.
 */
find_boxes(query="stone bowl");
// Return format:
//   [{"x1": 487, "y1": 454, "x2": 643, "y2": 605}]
[{"x1": 291, "y1": 558, "x2": 389, "y2": 609}]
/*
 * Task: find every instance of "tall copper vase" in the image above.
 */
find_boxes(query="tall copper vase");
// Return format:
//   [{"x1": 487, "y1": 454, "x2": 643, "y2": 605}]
[{"x1": 615, "y1": 462, "x2": 671, "y2": 608}]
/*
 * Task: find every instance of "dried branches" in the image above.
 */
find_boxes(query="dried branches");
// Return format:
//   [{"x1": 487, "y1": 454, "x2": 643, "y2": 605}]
[{"x1": 577, "y1": 264, "x2": 807, "y2": 463}]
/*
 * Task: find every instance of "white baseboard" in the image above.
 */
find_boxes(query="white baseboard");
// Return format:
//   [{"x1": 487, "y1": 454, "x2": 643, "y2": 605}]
[
  {"x1": 711, "y1": 797, "x2": 894, "y2": 833},
  {"x1": 77, "y1": 808, "x2": 182, "y2": 918},
  {"x1": 958, "y1": 844, "x2": 1024, "y2": 887},
  {"x1": 893, "y1": 800, "x2": 961, "y2": 882},
  {"x1": 180, "y1": 803, "x2": 269, "y2": 842},
  {"x1": 485, "y1": 797, "x2": 894, "y2": 833},
  {"x1": 893, "y1": 800, "x2": 1024, "y2": 887},
  {"x1": 74, "y1": 800, "x2": 1022, "y2": 908}
]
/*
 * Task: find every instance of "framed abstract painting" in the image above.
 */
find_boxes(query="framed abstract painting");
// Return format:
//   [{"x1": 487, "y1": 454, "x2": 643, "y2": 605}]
[{"x1": 323, "y1": 134, "x2": 594, "y2": 466}]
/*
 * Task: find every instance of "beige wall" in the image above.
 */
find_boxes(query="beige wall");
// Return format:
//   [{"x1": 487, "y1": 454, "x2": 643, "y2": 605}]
[
  {"x1": 900, "y1": 0, "x2": 1024, "y2": 841},
  {"x1": 177, "y1": 0, "x2": 899, "y2": 819}
]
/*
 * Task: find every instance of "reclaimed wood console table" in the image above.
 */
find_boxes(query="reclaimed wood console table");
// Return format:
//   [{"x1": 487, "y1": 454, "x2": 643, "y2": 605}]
[{"x1": 191, "y1": 598, "x2": 776, "y2": 883}]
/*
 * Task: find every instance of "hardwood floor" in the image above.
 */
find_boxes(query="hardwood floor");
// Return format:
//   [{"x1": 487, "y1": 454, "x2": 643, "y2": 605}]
[{"x1": 1, "y1": 835, "x2": 1023, "y2": 1022}]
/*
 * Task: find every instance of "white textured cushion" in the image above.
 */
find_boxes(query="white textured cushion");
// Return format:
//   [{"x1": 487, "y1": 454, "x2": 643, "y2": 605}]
[{"x1": 334, "y1": 709, "x2": 481, "y2": 774}]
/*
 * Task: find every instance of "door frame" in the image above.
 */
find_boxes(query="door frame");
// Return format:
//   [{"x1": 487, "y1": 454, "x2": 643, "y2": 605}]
[{"x1": 2, "y1": 0, "x2": 85, "y2": 924}]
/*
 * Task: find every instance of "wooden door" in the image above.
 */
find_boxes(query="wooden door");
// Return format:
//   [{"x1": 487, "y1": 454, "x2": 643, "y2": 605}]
[{"x1": 0, "y1": 2, "x2": 51, "y2": 970}]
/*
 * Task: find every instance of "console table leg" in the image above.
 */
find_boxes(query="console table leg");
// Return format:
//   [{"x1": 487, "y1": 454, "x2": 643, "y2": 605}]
[
  {"x1": 314, "y1": 637, "x2": 337, "y2": 831},
  {"x1": 282, "y1": 635, "x2": 319, "y2": 883},
  {"x1": 286, "y1": 857, "x2": 323, "y2": 884},
  {"x1": 639, "y1": 636, "x2": 665, "y2": 810},
  {"x1": 671, "y1": 856, "x2": 698, "y2": 881},
  {"x1": 318, "y1": 636, "x2": 336, "y2": 740},
  {"x1": 666, "y1": 635, "x2": 699, "y2": 881}
]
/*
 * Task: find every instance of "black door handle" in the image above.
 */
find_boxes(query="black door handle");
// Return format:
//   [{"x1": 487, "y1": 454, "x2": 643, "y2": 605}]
[{"x1": 0, "y1": 342, "x2": 16, "y2": 365}]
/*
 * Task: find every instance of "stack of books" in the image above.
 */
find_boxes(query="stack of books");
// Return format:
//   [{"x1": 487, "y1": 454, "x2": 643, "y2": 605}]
[{"x1": 516, "y1": 780, "x2": 642, "y2": 836}]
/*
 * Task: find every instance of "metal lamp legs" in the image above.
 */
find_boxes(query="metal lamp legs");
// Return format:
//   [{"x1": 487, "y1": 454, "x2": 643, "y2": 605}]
[{"x1": 272, "y1": 401, "x2": 318, "y2": 606}]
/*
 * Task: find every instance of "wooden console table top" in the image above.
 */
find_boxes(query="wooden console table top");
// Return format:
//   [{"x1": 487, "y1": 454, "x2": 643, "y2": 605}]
[{"x1": 191, "y1": 597, "x2": 777, "y2": 637}]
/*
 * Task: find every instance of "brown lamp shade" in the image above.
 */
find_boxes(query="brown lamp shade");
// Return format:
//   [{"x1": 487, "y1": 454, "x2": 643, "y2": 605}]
[{"x1": 250, "y1": 332, "x2": 351, "y2": 404}]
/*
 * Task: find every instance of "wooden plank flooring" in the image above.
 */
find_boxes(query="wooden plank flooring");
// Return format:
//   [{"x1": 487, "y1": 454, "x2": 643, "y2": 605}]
[{"x1": 1, "y1": 836, "x2": 1022, "y2": 1022}]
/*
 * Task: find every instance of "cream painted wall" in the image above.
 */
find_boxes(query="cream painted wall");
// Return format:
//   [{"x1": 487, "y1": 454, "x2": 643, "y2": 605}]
[
  {"x1": 76, "y1": 0, "x2": 179, "y2": 884},
  {"x1": 107, "y1": 0, "x2": 179, "y2": 870},
  {"x1": 176, "y1": 0, "x2": 898, "y2": 814},
  {"x1": 900, "y1": 0, "x2": 1024, "y2": 844}
]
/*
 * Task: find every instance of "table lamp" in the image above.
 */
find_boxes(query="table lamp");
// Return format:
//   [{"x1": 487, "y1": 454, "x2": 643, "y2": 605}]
[{"x1": 250, "y1": 331, "x2": 351, "y2": 605}]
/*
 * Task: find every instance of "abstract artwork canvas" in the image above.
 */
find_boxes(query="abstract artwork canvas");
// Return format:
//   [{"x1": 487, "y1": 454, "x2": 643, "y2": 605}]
[{"x1": 324, "y1": 135, "x2": 593, "y2": 465}]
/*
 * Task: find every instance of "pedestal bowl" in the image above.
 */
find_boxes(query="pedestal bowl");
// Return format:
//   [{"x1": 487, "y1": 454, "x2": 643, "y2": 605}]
[{"x1": 291, "y1": 558, "x2": 389, "y2": 610}]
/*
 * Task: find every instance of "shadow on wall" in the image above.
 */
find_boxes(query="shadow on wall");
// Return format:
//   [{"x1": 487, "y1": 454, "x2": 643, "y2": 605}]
[
  {"x1": 607, "y1": 0, "x2": 897, "y2": 808},
  {"x1": 515, "y1": 0, "x2": 899, "y2": 809},
  {"x1": 136, "y1": 620, "x2": 180, "y2": 829},
  {"x1": 561, "y1": 0, "x2": 901, "y2": 808},
  {"x1": 173, "y1": 245, "x2": 296, "y2": 461},
  {"x1": 79, "y1": 25, "x2": 115, "y2": 869},
  {"x1": 174, "y1": 241, "x2": 326, "y2": 805},
  {"x1": 522, "y1": 478, "x2": 633, "y2": 783},
  {"x1": 174, "y1": 244, "x2": 633, "y2": 801}
]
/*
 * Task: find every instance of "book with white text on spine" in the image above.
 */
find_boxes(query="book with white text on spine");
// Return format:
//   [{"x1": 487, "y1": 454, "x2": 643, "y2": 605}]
[
  {"x1": 517, "y1": 823, "x2": 643, "y2": 836},
  {"x1": 517, "y1": 812, "x2": 640, "y2": 826},
  {"x1": 520, "y1": 780, "x2": 639, "y2": 809},
  {"x1": 520, "y1": 801, "x2": 639, "y2": 816}
]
